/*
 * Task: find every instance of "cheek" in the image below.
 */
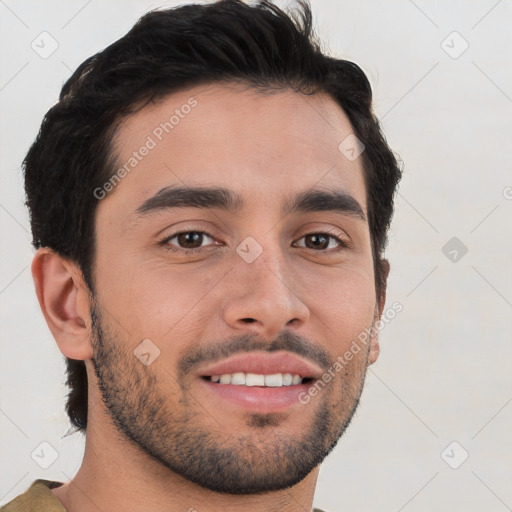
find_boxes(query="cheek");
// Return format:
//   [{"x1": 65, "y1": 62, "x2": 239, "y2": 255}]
[
  {"x1": 97, "y1": 257, "x2": 220, "y2": 343},
  {"x1": 303, "y1": 264, "x2": 376, "y2": 353}
]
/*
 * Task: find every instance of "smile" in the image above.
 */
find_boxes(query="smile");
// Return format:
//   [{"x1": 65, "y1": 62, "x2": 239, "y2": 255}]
[
  {"x1": 196, "y1": 351, "x2": 321, "y2": 413},
  {"x1": 205, "y1": 372, "x2": 312, "y2": 386}
]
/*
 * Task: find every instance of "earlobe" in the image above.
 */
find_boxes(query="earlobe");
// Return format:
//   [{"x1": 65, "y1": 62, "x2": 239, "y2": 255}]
[
  {"x1": 368, "y1": 259, "x2": 390, "y2": 366},
  {"x1": 32, "y1": 248, "x2": 93, "y2": 360},
  {"x1": 368, "y1": 335, "x2": 380, "y2": 365},
  {"x1": 367, "y1": 302, "x2": 380, "y2": 365}
]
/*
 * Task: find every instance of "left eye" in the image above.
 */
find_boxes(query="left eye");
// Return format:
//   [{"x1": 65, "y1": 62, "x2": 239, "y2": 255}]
[{"x1": 295, "y1": 233, "x2": 346, "y2": 251}]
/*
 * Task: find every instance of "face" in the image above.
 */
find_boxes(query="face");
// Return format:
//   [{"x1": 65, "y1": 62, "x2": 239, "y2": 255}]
[{"x1": 87, "y1": 83, "x2": 380, "y2": 493}]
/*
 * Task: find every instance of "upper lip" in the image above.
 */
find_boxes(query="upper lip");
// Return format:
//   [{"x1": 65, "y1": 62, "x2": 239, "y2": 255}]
[{"x1": 197, "y1": 351, "x2": 323, "y2": 380}]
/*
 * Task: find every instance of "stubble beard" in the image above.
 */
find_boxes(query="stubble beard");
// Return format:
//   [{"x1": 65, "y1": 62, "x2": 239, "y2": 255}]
[{"x1": 89, "y1": 300, "x2": 370, "y2": 494}]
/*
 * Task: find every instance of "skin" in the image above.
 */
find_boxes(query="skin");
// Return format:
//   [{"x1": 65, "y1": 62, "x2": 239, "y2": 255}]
[{"x1": 32, "y1": 83, "x2": 388, "y2": 512}]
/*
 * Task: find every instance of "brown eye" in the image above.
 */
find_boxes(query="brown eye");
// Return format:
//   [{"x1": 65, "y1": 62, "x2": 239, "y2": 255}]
[
  {"x1": 304, "y1": 234, "x2": 329, "y2": 250},
  {"x1": 295, "y1": 233, "x2": 346, "y2": 251},
  {"x1": 164, "y1": 231, "x2": 216, "y2": 252},
  {"x1": 175, "y1": 232, "x2": 204, "y2": 248}
]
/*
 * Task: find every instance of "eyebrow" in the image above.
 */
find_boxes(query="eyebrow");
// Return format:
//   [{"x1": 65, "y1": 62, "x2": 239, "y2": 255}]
[{"x1": 135, "y1": 185, "x2": 366, "y2": 222}]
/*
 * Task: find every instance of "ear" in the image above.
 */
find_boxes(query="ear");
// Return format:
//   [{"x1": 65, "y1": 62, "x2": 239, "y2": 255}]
[
  {"x1": 368, "y1": 259, "x2": 390, "y2": 365},
  {"x1": 31, "y1": 248, "x2": 93, "y2": 360}
]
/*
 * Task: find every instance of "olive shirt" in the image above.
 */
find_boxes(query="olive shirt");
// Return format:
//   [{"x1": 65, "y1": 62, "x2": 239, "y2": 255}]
[{"x1": 0, "y1": 480, "x2": 328, "y2": 511}]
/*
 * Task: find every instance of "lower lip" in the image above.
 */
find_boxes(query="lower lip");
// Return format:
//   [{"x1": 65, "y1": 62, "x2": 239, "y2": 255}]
[{"x1": 199, "y1": 378, "x2": 313, "y2": 414}]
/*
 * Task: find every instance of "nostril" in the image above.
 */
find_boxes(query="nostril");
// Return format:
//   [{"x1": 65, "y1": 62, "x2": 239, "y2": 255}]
[{"x1": 242, "y1": 318, "x2": 256, "y2": 323}]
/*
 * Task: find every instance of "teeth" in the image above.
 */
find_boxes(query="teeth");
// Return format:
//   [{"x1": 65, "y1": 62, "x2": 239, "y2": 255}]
[
  {"x1": 209, "y1": 372, "x2": 304, "y2": 387},
  {"x1": 265, "y1": 373, "x2": 283, "y2": 387},
  {"x1": 231, "y1": 372, "x2": 245, "y2": 385},
  {"x1": 219, "y1": 374, "x2": 231, "y2": 384},
  {"x1": 246, "y1": 373, "x2": 265, "y2": 386}
]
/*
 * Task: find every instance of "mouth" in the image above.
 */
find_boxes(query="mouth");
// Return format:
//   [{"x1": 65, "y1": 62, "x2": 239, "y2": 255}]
[
  {"x1": 196, "y1": 351, "x2": 321, "y2": 413},
  {"x1": 203, "y1": 372, "x2": 315, "y2": 387}
]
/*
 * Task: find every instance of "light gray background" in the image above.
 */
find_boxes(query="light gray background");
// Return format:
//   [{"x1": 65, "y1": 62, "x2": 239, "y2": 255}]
[{"x1": 1, "y1": 1, "x2": 511, "y2": 510}]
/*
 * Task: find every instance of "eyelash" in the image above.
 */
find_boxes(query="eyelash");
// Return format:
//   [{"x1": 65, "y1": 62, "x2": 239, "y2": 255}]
[{"x1": 160, "y1": 229, "x2": 349, "y2": 254}]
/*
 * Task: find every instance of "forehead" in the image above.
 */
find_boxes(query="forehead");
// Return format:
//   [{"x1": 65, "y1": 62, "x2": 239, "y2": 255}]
[{"x1": 105, "y1": 82, "x2": 367, "y2": 216}]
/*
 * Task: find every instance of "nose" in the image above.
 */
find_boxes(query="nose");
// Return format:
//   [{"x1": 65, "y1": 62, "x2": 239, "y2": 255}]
[{"x1": 221, "y1": 246, "x2": 310, "y2": 340}]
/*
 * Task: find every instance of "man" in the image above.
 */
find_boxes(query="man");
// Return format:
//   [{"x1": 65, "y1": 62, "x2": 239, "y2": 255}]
[{"x1": 2, "y1": 0, "x2": 401, "y2": 510}]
